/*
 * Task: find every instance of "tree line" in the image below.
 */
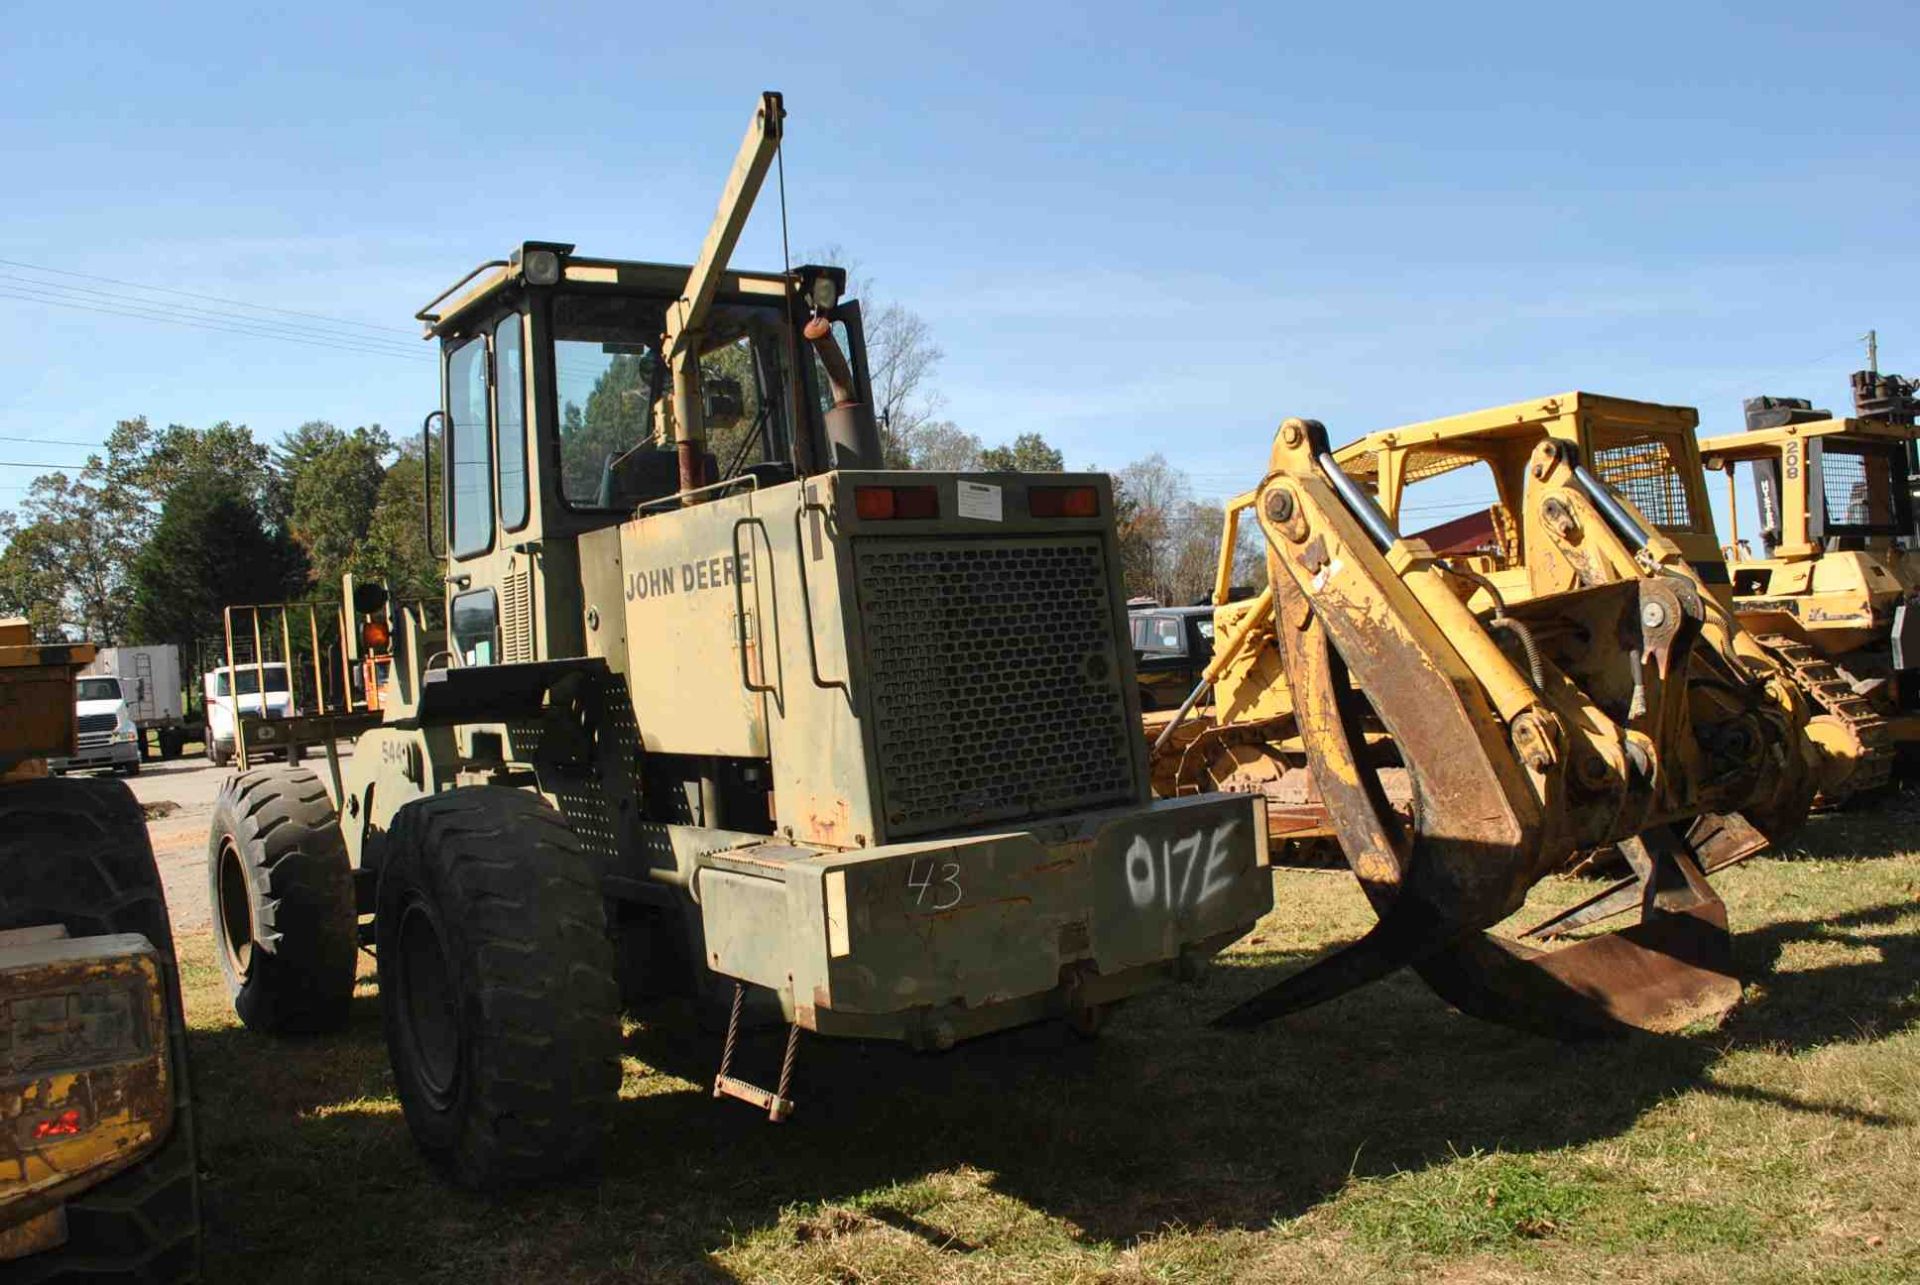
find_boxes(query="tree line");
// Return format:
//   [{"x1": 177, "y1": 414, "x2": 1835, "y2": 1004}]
[{"x1": 0, "y1": 418, "x2": 438, "y2": 648}]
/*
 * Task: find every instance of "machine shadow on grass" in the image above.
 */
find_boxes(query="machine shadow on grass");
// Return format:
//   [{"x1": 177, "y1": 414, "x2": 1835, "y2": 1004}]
[{"x1": 181, "y1": 859, "x2": 1920, "y2": 1284}]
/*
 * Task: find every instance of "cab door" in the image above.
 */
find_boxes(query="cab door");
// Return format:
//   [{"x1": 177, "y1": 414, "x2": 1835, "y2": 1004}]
[{"x1": 443, "y1": 310, "x2": 537, "y2": 667}]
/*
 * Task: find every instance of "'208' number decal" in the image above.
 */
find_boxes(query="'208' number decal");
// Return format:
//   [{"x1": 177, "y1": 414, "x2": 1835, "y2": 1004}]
[{"x1": 1127, "y1": 822, "x2": 1242, "y2": 912}]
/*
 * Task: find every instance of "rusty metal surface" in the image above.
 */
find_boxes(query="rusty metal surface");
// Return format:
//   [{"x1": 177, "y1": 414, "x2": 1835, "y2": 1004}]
[
  {"x1": 1208, "y1": 411, "x2": 1824, "y2": 1039},
  {"x1": 0, "y1": 932, "x2": 174, "y2": 1236}
]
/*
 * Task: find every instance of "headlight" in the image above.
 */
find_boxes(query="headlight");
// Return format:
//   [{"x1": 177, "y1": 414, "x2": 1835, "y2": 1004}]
[{"x1": 521, "y1": 249, "x2": 561, "y2": 286}]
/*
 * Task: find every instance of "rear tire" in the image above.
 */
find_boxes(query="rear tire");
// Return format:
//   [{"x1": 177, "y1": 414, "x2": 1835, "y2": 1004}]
[
  {"x1": 378, "y1": 787, "x2": 620, "y2": 1189},
  {"x1": 208, "y1": 767, "x2": 357, "y2": 1034},
  {"x1": 0, "y1": 776, "x2": 201, "y2": 1283}
]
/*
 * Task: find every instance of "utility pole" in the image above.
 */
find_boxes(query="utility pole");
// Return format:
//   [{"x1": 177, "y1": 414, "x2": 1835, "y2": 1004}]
[{"x1": 1863, "y1": 329, "x2": 1878, "y2": 374}]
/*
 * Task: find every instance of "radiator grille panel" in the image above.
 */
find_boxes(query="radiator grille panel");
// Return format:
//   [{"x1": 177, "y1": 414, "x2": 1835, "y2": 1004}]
[
  {"x1": 855, "y1": 536, "x2": 1135, "y2": 838},
  {"x1": 77, "y1": 713, "x2": 117, "y2": 735}
]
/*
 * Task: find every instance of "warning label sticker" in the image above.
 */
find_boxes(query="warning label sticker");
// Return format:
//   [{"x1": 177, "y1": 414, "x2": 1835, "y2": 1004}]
[{"x1": 956, "y1": 481, "x2": 1003, "y2": 522}]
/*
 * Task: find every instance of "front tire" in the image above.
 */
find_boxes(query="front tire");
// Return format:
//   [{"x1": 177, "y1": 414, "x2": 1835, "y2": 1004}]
[
  {"x1": 208, "y1": 767, "x2": 357, "y2": 1034},
  {"x1": 378, "y1": 787, "x2": 620, "y2": 1189},
  {"x1": 0, "y1": 776, "x2": 201, "y2": 1283}
]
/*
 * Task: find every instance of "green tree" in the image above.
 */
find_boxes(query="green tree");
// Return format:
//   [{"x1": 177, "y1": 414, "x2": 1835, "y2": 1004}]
[
  {"x1": 979, "y1": 432, "x2": 1066, "y2": 473},
  {"x1": 561, "y1": 352, "x2": 656, "y2": 500},
  {"x1": 280, "y1": 422, "x2": 393, "y2": 587},
  {"x1": 0, "y1": 463, "x2": 144, "y2": 643},
  {"x1": 127, "y1": 477, "x2": 305, "y2": 651},
  {"x1": 359, "y1": 441, "x2": 444, "y2": 607}
]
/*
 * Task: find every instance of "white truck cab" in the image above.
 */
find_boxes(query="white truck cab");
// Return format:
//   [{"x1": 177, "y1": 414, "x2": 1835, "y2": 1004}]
[
  {"x1": 202, "y1": 663, "x2": 295, "y2": 767},
  {"x1": 49, "y1": 674, "x2": 142, "y2": 775}
]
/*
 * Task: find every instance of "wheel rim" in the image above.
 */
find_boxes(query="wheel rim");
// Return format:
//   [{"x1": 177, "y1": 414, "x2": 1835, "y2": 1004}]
[
  {"x1": 396, "y1": 900, "x2": 461, "y2": 1106},
  {"x1": 216, "y1": 838, "x2": 254, "y2": 976}
]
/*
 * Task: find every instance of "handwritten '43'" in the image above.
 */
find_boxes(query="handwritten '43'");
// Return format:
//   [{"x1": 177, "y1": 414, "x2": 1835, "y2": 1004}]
[{"x1": 1127, "y1": 822, "x2": 1242, "y2": 912}]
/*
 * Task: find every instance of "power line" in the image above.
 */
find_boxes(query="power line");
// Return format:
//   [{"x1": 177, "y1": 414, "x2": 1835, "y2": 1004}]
[
  {"x1": 0, "y1": 433, "x2": 101, "y2": 447},
  {"x1": 0, "y1": 286, "x2": 433, "y2": 364},
  {"x1": 0, "y1": 256, "x2": 419, "y2": 338},
  {"x1": 0, "y1": 460, "x2": 88, "y2": 469},
  {"x1": 0, "y1": 272, "x2": 424, "y2": 360}
]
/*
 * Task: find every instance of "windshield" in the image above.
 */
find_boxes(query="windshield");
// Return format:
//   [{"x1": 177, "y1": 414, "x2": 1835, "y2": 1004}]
[
  {"x1": 1132, "y1": 614, "x2": 1188, "y2": 655},
  {"x1": 75, "y1": 677, "x2": 121, "y2": 702},
  {"x1": 213, "y1": 667, "x2": 291, "y2": 696},
  {"x1": 551, "y1": 292, "x2": 795, "y2": 510}
]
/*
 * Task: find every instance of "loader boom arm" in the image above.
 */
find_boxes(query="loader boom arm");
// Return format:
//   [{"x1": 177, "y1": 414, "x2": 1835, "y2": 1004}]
[{"x1": 662, "y1": 90, "x2": 787, "y2": 491}]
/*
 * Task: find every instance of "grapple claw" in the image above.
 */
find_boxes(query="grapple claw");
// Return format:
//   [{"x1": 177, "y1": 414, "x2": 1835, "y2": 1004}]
[{"x1": 1209, "y1": 425, "x2": 1782, "y2": 1042}]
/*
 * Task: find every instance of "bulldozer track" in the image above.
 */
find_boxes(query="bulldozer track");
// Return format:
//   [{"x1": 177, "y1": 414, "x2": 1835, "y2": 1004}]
[{"x1": 1756, "y1": 633, "x2": 1894, "y2": 803}]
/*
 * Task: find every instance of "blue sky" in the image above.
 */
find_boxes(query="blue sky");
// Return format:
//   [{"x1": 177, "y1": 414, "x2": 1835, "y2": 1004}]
[{"x1": 2, "y1": 0, "x2": 1914, "y2": 531}]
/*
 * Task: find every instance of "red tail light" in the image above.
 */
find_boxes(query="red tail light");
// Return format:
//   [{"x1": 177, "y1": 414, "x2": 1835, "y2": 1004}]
[
  {"x1": 854, "y1": 485, "x2": 940, "y2": 520},
  {"x1": 1029, "y1": 485, "x2": 1100, "y2": 518},
  {"x1": 361, "y1": 618, "x2": 391, "y2": 652},
  {"x1": 34, "y1": 1108, "x2": 83, "y2": 1139}
]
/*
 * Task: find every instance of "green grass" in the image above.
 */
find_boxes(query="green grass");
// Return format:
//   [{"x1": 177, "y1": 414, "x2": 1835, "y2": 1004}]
[{"x1": 179, "y1": 793, "x2": 1920, "y2": 1283}]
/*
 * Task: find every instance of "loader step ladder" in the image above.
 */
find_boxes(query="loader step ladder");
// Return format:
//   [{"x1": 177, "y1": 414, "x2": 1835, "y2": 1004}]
[{"x1": 712, "y1": 982, "x2": 801, "y2": 1122}]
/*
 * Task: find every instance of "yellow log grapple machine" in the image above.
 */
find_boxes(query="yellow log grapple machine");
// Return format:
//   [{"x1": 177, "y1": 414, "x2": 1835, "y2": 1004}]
[{"x1": 1153, "y1": 394, "x2": 1863, "y2": 1039}]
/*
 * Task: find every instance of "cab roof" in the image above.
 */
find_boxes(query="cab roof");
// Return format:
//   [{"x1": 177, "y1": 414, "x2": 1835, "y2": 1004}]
[{"x1": 415, "y1": 241, "x2": 809, "y2": 340}]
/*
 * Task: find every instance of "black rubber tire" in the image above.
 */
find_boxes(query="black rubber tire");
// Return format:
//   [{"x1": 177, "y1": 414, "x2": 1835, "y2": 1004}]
[
  {"x1": 207, "y1": 767, "x2": 357, "y2": 1035},
  {"x1": 117, "y1": 760, "x2": 141, "y2": 778},
  {"x1": 377, "y1": 787, "x2": 620, "y2": 1189},
  {"x1": 0, "y1": 776, "x2": 201, "y2": 1283},
  {"x1": 203, "y1": 730, "x2": 228, "y2": 768},
  {"x1": 159, "y1": 731, "x2": 183, "y2": 761}
]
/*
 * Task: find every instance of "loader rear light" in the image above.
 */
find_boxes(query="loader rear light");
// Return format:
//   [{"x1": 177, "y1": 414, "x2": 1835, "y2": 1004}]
[
  {"x1": 854, "y1": 485, "x2": 940, "y2": 521},
  {"x1": 1028, "y1": 485, "x2": 1100, "y2": 518},
  {"x1": 33, "y1": 1109, "x2": 84, "y2": 1139},
  {"x1": 361, "y1": 618, "x2": 391, "y2": 651}
]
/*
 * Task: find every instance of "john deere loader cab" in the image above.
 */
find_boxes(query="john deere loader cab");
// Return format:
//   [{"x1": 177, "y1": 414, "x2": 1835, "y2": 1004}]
[{"x1": 206, "y1": 92, "x2": 1270, "y2": 1190}]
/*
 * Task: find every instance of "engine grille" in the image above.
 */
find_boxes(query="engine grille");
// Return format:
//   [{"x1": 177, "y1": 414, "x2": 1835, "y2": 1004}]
[
  {"x1": 854, "y1": 535, "x2": 1137, "y2": 838},
  {"x1": 77, "y1": 713, "x2": 117, "y2": 735}
]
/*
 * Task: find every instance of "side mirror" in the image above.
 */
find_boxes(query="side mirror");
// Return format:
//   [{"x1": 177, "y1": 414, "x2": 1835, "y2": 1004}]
[{"x1": 703, "y1": 375, "x2": 745, "y2": 430}]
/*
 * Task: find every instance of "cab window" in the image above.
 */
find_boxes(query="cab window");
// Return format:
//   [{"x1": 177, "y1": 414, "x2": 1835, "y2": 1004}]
[
  {"x1": 496, "y1": 316, "x2": 529, "y2": 531},
  {"x1": 551, "y1": 291, "x2": 794, "y2": 511},
  {"x1": 446, "y1": 337, "x2": 493, "y2": 557},
  {"x1": 1820, "y1": 443, "x2": 1901, "y2": 533},
  {"x1": 1587, "y1": 431, "x2": 1699, "y2": 533}
]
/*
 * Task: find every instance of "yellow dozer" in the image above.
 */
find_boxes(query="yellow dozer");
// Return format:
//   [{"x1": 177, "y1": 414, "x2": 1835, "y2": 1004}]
[
  {"x1": 1702, "y1": 390, "x2": 1920, "y2": 755},
  {"x1": 1153, "y1": 397, "x2": 1852, "y2": 1040}
]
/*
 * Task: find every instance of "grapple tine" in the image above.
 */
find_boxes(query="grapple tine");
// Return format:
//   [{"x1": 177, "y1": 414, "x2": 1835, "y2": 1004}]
[
  {"x1": 1435, "y1": 827, "x2": 1740, "y2": 1035},
  {"x1": 1214, "y1": 897, "x2": 1460, "y2": 1028},
  {"x1": 1520, "y1": 874, "x2": 1648, "y2": 941}
]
